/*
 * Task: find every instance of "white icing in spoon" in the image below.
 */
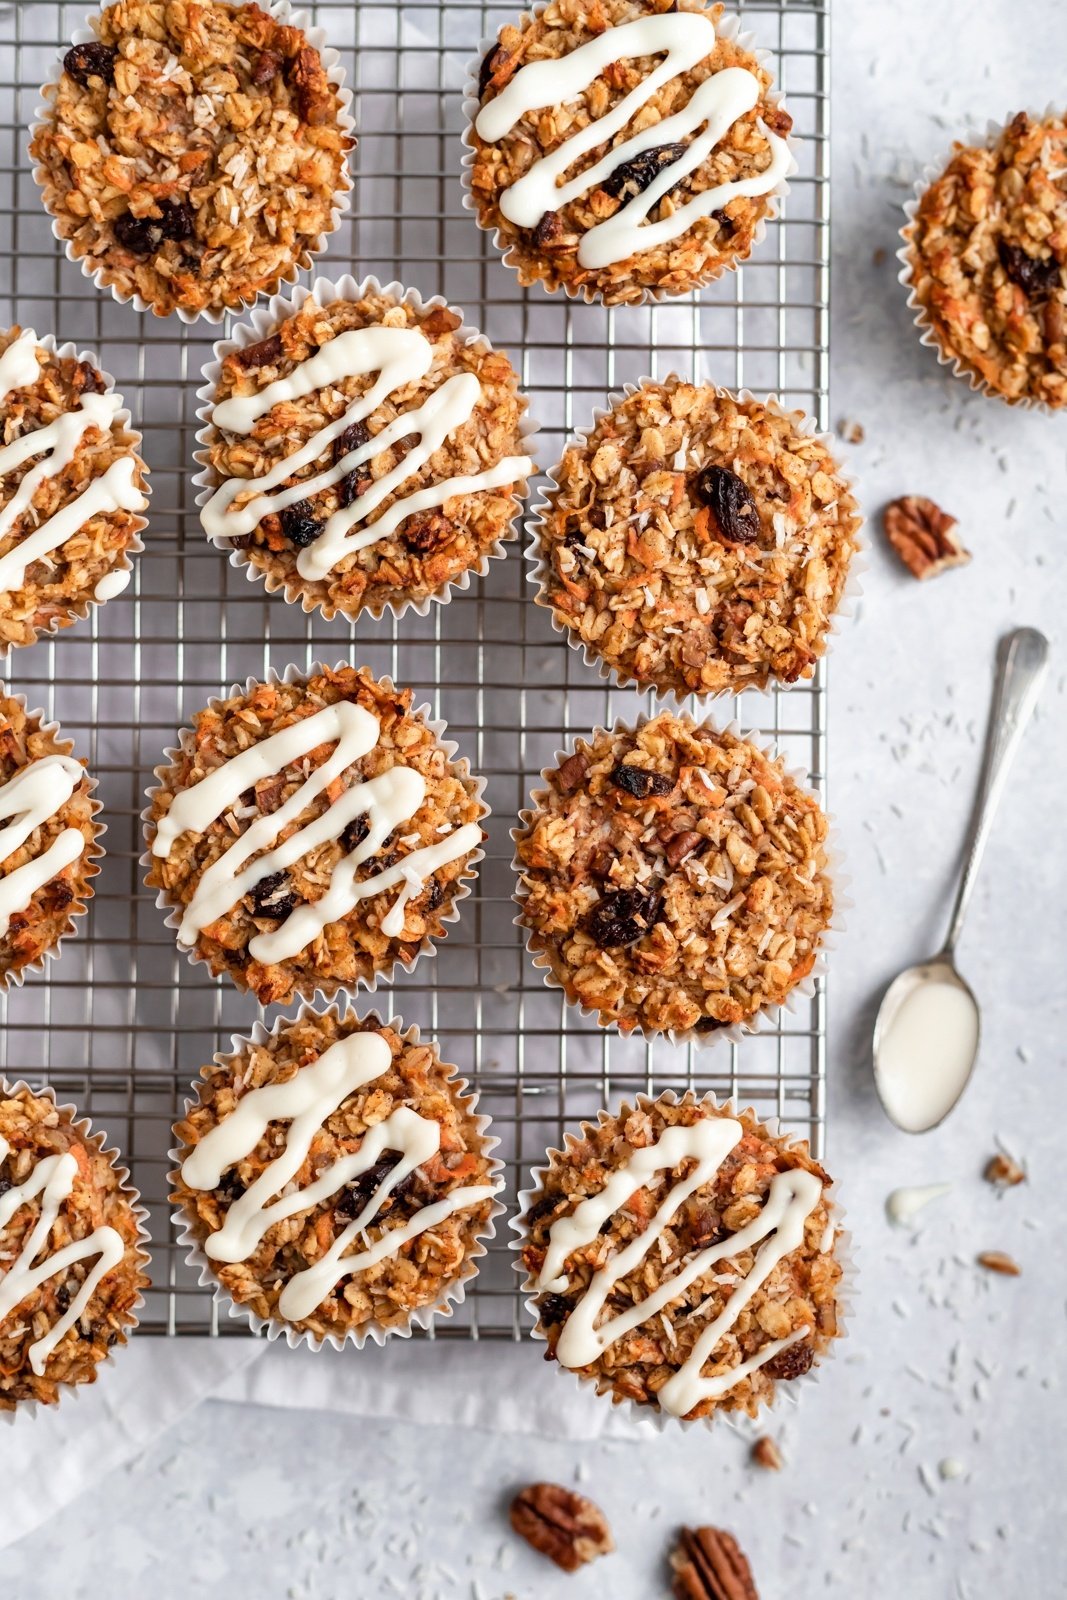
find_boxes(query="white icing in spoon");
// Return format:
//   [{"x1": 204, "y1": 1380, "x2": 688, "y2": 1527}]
[
  {"x1": 0, "y1": 330, "x2": 41, "y2": 403},
  {"x1": 0, "y1": 1136, "x2": 125, "y2": 1376},
  {"x1": 180, "y1": 1030, "x2": 499, "y2": 1320},
  {"x1": 151, "y1": 699, "x2": 481, "y2": 963},
  {"x1": 201, "y1": 324, "x2": 533, "y2": 583},
  {"x1": 0, "y1": 752, "x2": 87, "y2": 939},
  {"x1": 474, "y1": 13, "x2": 792, "y2": 270},
  {"x1": 885, "y1": 1182, "x2": 951, "y2": 1228},
  {"x1": 537, "y1": 1116, "x2": 825, "y2": 1418},
  {"x1": 875, "y1": 970, "x2": 980, "y2": 1134}
]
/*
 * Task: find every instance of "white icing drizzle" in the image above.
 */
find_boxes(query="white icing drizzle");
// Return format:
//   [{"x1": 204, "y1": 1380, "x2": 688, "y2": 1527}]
[
  {"x1": 201, "y1": 324, "x2": 533, "y2": 583},
  {"x1": 0, "y1": 1135, "x2": 125, "y2": 1376},
  {"x1": 151, "y1": 699, "x2": 481, "y2": 963},
  {"x1": 0, "y1": 390, "x2": 147, "y2": 594},
  {"x1": 474, "y1": 13, "x2": 792, "y2": 270},
  {"x1": 180, "y1": 1031, "x2": 498, "y2": 1320},
  {"x1": 537, "y1": 1117, "x2": 825, "y2": 1417},
  {"x1": 0, "y1": 752, "x2": 87, "y2": 939},
  {"x1": 93, "y1": 565, "x2": 131, "y2": 603},
  {"x1": 0, "y1": 330, "x2": 41, "y2": 404}
]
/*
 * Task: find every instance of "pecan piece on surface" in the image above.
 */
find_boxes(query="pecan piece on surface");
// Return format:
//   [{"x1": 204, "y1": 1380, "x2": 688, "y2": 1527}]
[
  {"x1": 976, "y1": 1250, "x2": 1021, "y2": 1275},
  {"x1": 670, "y1": 1525, "x2": 759, "y2": 1600},
  {"x1": 983, "y1": 1152, "x2": 1025, "y2": 1188},
  {"x1": 509, "y1": 1482, "x2": 614, "y2": 1573},
  {"x1": 750, "y1": 1435, "x2": 783, "y2": 1471},
  {"x1": 401, "y1": 511, "x2": 458, "y2": 554},
  {"x1": 883, "y1": 496, "x2": 971, "y2": 580}
]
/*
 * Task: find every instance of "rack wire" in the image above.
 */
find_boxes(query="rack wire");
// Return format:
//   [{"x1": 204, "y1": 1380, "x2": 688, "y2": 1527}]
[{"x1": 0, "y1": 0, "x2": 831, "y2": 1338}]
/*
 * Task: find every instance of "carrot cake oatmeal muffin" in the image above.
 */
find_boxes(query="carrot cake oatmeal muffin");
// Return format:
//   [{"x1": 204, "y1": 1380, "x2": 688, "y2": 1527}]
[
  {"x1": 30, "y1": 1, "x2": 353, "y2": 320},
  {"x1": 0, "y1": 691, "x2": 102, "y2": 987},
  {"x1": 172, "y1": 1009, "x2": 501, "y2": 1342},
  {"x1": 514, "y1": 712, "x2": 832, "y2": 1037},
  {"x1": 0, "y1": 326, "x2": 147, "y2": 652},
  {"x1": 467, "y1": 0, "x2": 792, "y2": 304},
  {"x1": 903, "y1": 111, "x2": 1067, "y2": 408},
  {"x1": 533, "y1": 379, "x2": 861, "y2": 696},
  {"x1": 519, "y1": 1095, "x2": 843, "y2": 1422},
  {"x1": 198, "y1": 283, "x2": 534, "y2": 620},
  {"x1": 144, "y1": 666, "x2": 486, "y2": 1005},
  {"x1": 0, "y1": 1083, "x2": 148, "y2": 1411}
]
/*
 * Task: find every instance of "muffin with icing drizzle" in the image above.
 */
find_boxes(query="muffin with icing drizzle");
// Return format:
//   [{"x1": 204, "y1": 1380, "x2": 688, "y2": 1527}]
[
  {"x1": 144, "y1": 665, "x2": 487, "y2": 1006},
  {"x1": 518, "y1": 1094, "x2": 844, "y2": 1422},
  {"x1": 196, "y1": 280, "x2": 534, "y2": 620},
  {"x1": 0, "y1": 326, "x2": 148, "y2": 652},
  {"x1": 0, "y1": 1081, "x2": 149, "y2": 1412},
  {"x1": 513, "y1": 711, "x2": 833, "y2": 1038},
  {"x1": 531, "y1": 378, "x2": 861, "y2": 696},
  {"x1": 172, "y1": 1008, "x2": 502, "y2": 1344},
  {"x1": 465, "y1": 0, "x2": 793, "y2": 304},
  {"x1": 0, "y1": 689, "x2": 103, "y2": 989}
]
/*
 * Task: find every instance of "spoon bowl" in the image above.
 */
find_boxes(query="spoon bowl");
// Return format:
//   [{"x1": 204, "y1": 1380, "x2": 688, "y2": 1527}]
[{"x1": 873, "y1": 958, "x2": 980, "y2": 1133}]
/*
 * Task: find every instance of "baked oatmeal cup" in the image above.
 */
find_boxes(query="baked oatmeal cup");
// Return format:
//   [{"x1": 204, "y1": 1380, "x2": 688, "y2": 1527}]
[
  {"x1": 0, "y1": 326, "x2": 148, "y2": 652},
  {"x1": 172, "y1": 1007, "x2": 503, "y2": 1346},
  {"x1": 0, "y1": 1081, "x2": 149, "y2": 1414},
  {"x1": 143, "y1": 664, "x2": 487, "y2": 1006},
  {"x1": 195, "y1": 275, "x2": 535, "y2": 621},
  {"x1": 513, "y1": 711, "x2": 833, "y2": 1040},
  {"x1": 516, "y1": 1093, "x2": 844, "y2": 1424},
  {"x1": 30, "y1": 1, "x2": 354, "y2": 322},
  {"x1": 530, "y1": 378, "x2": 861, "y2": 697},
  {"x1": 0, "y1": 688, "x2": 103, "y2": 990},
  {"x1": 900, "y1": 110, "x2": 1067, "y2": 409},
  {"x1": 464, "y1": 0, "x2": 793, "y2": 305}
]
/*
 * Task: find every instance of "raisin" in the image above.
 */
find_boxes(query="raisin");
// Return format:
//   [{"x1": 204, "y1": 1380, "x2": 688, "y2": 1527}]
[
  {"x1": 280, "y1": 500, "x2": 322, "y2": 548},
  {"x1": 764, "y1": 1339, "x2": 814, "y2": 1381},
  {"x1": 216, "y1": 1169, "x2": 245, "y2": 1202},
  {"x1": 584, "y1": 887, "x2": 663, "y2": 949},
  {"x1": 0, "y1": 1176, "x2": 10, "y2": 1198},
  {"x1": 55, "y1": 1283, "x2": 72, "y2": 1313},
  {"x1": 711, "y1": 206, "x2": 735, "y2": 238},
  {"x1": 52, "y1": 880, "x2": 75, "y2": 909},
  {"x1": 250, "y1": 48, "x2": 283, "y2": 87},
  {"x1": 63, "y1": 42, "x2": 117, "y2": 87},
  {"x1": 524, "y1": 1192, "x2": 559, "y2": 1229},
  {"x1": 113, "y1": 200, "x2": 194, "y2": 257},
  {"x1": 609, "y1": 763, "x2": 673, "y2": 800},
  {"x1": 424, "y1": 877, "x2": 444, "y2": 913},
  {"x1": 602, "y1": 141, "x2": 688, "y2": 202},
  {"x1": 538, "y1": 1293, "x2": 572, "y2": 1327},
  {"x1": 694, "y1": 1016, "x2": 729, "y2": 1033},
  {"x1": 402, "y1": 512, "x2": 457, "y2": 554},
  {"x1": 249, "y1": 870, "x2": 297, "y2": 920},
  {"x1": 478, "y1": 44, "x2": 509, "y2": 98},
  {"x1": 333, "y1": 419, "x2": 370, "y2": 462},
  {"x1": 227, "y1": 532, "x2": 256, "y2": 550},
  {"x1": 997, "y1": 239, "x2": 1061, "y2": 301},
  {"x1": 73, "y1": 360, "x2": 106, "y2": 395},
  {"x1": 340, "y1": 814, "x2": 370, "y2": 855},
  {"x1": 236, "y1": 333, "x2": 283, "y2": 371},
  {"x1": 692, "y1": 465, "x2": 761, "y2": 545},
  {"x1": 334, "y1": 1152, "x2": 414, "y2": 1221}
]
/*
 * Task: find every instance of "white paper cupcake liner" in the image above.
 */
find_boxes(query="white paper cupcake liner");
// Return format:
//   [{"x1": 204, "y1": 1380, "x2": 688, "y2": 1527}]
[
  {"x1": 510, "y1": 1088, "x2": 853, "y2": 1435},
  {"x1": 0, "y1": 329, "x2": 149, "y2": 657},
  {"x1": 29, "y1": 3, "x2": 356, "y2": 327},
  {"x1": 169, "y1": 1003, "x2": 506, "y2": 1351},
  {"x1": 140, "y1": 661, "x2": 490, "y2": 1006},
  {"x1": 460, "y1": 4, "x2": 797, "y2": 307},
  {"x1": 898, "y1": 108, "x2": 1066, "y2": 414},
  {"x1": 526, "y1": 377, "x2": 865, "y2": 703},
  {"x1": 0, "y1": 685, "x2": 106, "y2": 994},
  {"x1": 192, "y1": 273, "x2": 540, "y2": 624},
  {"x1": 511, "y1": 708, "x2": 848, "y2": 1052},
  {"x1": 0, "y1": 1078, "x2": 151, "y2": 1424}
]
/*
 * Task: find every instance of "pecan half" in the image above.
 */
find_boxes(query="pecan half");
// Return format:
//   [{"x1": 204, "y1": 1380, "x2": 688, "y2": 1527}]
[
  {"x1": 663, "y1": 828, "x2": 705, "y2": 868},
  {"x1": 883, "y1": 496, "x2": 971, "y2": 580},
  {"x1": 235, "y1": 332, "x2": 283, "y2": 371},
  {"x1": 554, "y1": 750, "x2": 589, "y2": 794},
  {"x1": 250, "y1": 49, "x2": 283, "y2": 87},
  {"x1": 509, "y1": 1483, "x2": 614, "y2": 1573},
  {"x1": 420, "y1": 305, "x2": 463, "y2": 339},
  {"x1": 670, "y1": 1526, "x2": 759, "y2": 1600}
]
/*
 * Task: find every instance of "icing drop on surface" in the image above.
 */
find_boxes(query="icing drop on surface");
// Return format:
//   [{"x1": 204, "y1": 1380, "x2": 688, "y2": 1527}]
[
  {"x1": 0, "y1": 390, "x2": 147, "y2": 594},
  {"x1": 885, "y1": 1182, "x2": 951, "y2": 1228},
  {"x1": 0, "y1": 331, "x2": 41, "y2": 404},
  {"x1": 0, "y1": 752, "x2": 87, "y2": 939},
  {"x1": 93, "y1": 565, "x2": 132, "y2": 603},
  {"x1": 202, "y1": 324, "x2": 533, "y2": 582},
  {"x1": 180, "y1": 1031, "x2": 498, "y2": 1319},
  {"x1": 0, "y1": 1135, "x2": 125, "y2": 1376},
  {"x1": 152, "y1": 699, "x2": 481, "y2": 963},
  {"x1": 537, "y1": 1117, "x2": 825, "y2": 1417},
  {"x1": 474, "y1": 13, "x2": 792, "y2": 270}
]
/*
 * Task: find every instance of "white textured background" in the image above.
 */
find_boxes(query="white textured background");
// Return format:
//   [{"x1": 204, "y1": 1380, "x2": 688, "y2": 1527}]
[{"x1": 5, "y1": 0, "x2": 1065, "y2": 1593}]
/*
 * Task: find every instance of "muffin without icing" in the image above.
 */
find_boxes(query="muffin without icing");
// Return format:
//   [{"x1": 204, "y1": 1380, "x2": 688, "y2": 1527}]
[
  {"x1": 513, "y1": 711, "x2": 833, "y2": 1038},
  {"x1": 172, "y1": 1009, "x2": 501, "y2": 1342},
  {"x1": 144, "y1": 666, "x2": 486, "y2": 1006},
  {"x1": 519, "y1": 1095, "x2": 844, "y2": 1422},
  {"x1": 0, "y1": 1083, "x2": 148, "y2": 1412},
  {"x1": 532, "y1": 378, "x2": 861, "y2": 696},
  {"x1": 467, "y1": 0, "x2": 792, "y2": 304},
  {"x1": 198, "y1": 283, "x2": 533, "y2": 620},
  {"x1": 30, "y1": 0, "x2": 353, "y2": 319}
]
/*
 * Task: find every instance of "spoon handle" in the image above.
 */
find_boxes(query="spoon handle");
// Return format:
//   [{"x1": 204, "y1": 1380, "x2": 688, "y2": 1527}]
[{"x1": 942, "y1": 627, "x2": 1049, "y2": 957}]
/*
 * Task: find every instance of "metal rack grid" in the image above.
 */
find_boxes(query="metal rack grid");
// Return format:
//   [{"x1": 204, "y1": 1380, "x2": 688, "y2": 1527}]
[{"x1": 0, "y1": 0, "x2": 831, "y2": 1339}]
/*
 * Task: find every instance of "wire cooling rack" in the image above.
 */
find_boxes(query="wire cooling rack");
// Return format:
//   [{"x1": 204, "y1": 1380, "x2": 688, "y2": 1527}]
[{"x1": 0, "y1": 0, "x2": 831, "y2": 1338}]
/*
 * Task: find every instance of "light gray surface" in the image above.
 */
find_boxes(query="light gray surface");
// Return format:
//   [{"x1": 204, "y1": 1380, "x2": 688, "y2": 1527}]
[{"x1": 5, "y1": 0, "x2": 1064, "y2": 1593}]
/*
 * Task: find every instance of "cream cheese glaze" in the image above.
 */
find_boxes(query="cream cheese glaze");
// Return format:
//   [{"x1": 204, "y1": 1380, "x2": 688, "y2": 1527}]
[{"x1": 0, "y1": 752, "x2": 87, "y2": 939}]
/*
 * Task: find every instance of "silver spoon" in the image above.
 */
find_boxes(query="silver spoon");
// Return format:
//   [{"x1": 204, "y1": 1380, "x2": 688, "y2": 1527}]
[{"x1": 872, "y1": 626, "x2": 1050, "y2": 1133}]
